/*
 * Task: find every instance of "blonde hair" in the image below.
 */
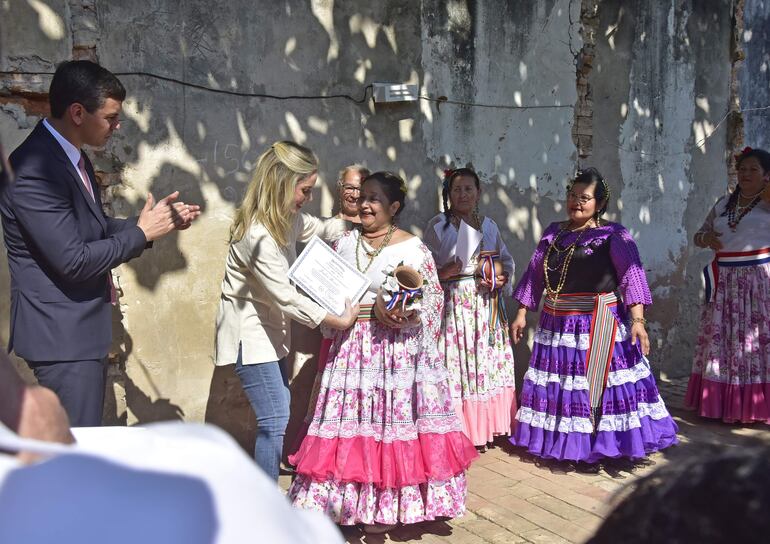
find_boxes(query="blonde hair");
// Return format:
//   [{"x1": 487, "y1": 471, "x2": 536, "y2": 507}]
[{"x1": 229, "y1": 141, "x2": 318, "y2": 246}]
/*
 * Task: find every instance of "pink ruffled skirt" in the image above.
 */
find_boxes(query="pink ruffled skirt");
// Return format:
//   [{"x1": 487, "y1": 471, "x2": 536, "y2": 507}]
[
  {"x1": 288, "y1": 320, "x2": 477, "y2": 525},
  {"x1": 440, "y1": 278, "x2": 517, "y2": 445},
  {"x1": 685, "y1": 262, "x2": 770, "y2": 423}
]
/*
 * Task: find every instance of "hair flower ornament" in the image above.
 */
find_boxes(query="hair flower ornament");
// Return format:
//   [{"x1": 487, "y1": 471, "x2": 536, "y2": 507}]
[{"x1": 735, "y1": 146, "x2": 753, "y2": 161}]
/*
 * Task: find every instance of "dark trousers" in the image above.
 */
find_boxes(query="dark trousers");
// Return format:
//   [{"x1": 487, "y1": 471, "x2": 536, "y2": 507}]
[{"x1": 27, "y1": 358, "x2": 107, "y2": 427}]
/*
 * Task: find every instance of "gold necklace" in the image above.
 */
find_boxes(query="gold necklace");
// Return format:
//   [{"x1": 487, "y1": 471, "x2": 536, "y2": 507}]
[
  {"x1": 543, "y1": 227, "x2": 588, "y2": 299},
  {"x1": 355, "y1": 224, "x2": 397, "y2": 273}
]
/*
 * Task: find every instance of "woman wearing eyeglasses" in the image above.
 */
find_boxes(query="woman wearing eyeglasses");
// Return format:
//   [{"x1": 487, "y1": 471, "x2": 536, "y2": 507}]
[
  {"x1": 508, "y1": 168, "x2": 678, "y2": 463},
  {"x1": 335, "y1": 164, "x2": 369, "y2": 224}
]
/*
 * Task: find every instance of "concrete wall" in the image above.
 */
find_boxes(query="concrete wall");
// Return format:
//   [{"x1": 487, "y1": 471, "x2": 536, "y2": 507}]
[
  {"x1": 741, "y1": 0, "x2": 770, "y2": 149},
  {"x1": 0, "y1": 0, "x2": 762, "y2": 445},
  {"x1": 587, "y1": 0, "x2": 735, "y2": 377}
]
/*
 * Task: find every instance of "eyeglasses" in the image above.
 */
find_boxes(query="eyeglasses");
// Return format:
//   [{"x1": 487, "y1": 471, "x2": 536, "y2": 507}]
[
  {"x1": 341, "y1": 184, "x2": 361, "y2": 194},
  {"x1": 567, "y1": 192, "x2": 595, "y2": 205}
]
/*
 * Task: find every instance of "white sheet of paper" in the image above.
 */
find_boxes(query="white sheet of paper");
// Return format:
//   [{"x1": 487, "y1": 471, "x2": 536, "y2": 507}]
[
  {"x1": 456, "y1": 219, "x2": 483, "y2": 267},
  {"x1": 288, "y1": 236, "x2": 371, "y2": 317}
]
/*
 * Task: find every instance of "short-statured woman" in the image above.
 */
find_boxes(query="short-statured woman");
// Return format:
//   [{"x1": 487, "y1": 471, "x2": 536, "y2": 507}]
[
  {"x1": 509, "y1": 168, "x2": 678, "y2": 462},
  {"x1": 289, "y1": 172, "x2": 477, "y2": 532},
  {"x1": 215, "y1": 141, "x2": 357, "y2": 480},
  {"x1": 685, "y1": 147, "x2": 770, "y2": 423},
  {"x1": 424, "y1": 168, "x2": 517, "y2": 447}
]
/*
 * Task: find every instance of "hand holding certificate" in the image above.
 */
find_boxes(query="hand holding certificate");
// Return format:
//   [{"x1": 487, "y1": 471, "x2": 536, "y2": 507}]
[
  {"x1": 288, "y1": 236, "x2": 371, "y2": 317},
  {"x1": 456, "y1": 219, "x2": 483, "y2": 267}
]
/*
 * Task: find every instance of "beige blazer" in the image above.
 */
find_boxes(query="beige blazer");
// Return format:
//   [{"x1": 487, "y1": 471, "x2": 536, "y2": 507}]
[{"x1": 215, "y1": 214, "x2": 345, "y2": 366}]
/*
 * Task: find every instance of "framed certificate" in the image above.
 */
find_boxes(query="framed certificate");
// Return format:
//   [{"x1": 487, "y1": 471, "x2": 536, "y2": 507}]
[{"x1": 288, "y1": 236, "x2": 371, "y2": 317}]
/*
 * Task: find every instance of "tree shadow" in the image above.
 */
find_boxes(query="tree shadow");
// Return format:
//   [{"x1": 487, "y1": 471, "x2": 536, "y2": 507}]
[
  {"x1": 117, "y1": 164, "x2": 206, "y2": 290},
  {"x1": 342, "y1": 519, "x2": 454, "y2": 543},
  {"x1": 203, "y1": 364, "x2": 256, "y2": 454},
  {"x1": 105, "y1": 300, "x2": 185, "y2": 425}
]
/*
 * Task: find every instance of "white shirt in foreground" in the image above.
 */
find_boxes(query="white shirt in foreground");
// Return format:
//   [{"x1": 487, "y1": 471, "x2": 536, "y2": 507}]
[{"x1": 0, "y1": 422, "x2": 343, "y2": 544}]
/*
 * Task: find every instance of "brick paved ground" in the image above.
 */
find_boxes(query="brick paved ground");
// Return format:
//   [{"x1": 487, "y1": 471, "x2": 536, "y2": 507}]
[{"x1": 280, "y1": 376, "x2": 770, "y2": 543}]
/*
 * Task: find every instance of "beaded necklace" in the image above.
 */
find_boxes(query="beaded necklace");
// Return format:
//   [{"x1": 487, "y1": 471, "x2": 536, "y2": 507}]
[
  {"x1": 355, "y1": 224, "x2": 397, "y2": 273},
  {"x1": 727, "y1": 191, "x2": 762, "y2": 231},
  {"x1": 543, "y1": 224, "x2": 591, "y2": 299}
]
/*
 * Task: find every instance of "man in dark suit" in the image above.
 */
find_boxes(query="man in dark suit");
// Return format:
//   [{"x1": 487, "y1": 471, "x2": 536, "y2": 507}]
[{"x1": 0, "y1": 60, "x2": 200, "y2": 427}]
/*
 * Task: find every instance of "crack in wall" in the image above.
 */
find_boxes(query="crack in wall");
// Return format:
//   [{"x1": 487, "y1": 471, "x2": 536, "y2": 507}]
[
  {"x1": 572, "y1": 0, "x2": 599, "y2": 159},
  {"x1": 727, "y1": 0, "x2": 745, "y2": 187}
]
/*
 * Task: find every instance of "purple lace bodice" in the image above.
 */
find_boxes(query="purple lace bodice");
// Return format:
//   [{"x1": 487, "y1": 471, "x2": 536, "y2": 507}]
[{"x1": 513, "y1": 222, "x2": 652, "y2": 310}]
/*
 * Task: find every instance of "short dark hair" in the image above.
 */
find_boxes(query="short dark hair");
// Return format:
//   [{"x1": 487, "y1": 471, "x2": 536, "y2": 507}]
[
  {"x1": 49, "y1": 60, "x2": 126, "y2": 118},
  {"x1": 362, "y1": 171, "x2": 406, "y2": 216},
  {"x1": 589, "y1": 446, "x2": 770, "y2": 544},
  {"x1": 570, "y1": 167, "x2": 610, "y2": 217}
]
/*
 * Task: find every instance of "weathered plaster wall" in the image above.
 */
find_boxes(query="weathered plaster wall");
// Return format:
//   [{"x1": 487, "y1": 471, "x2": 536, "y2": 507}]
[
  {"x1": 741, "y1": 0, "x2": 770, "y2": 149},
  {"x1": 588, "y1": 0, "x2": 734, "y2": 377},
  {"x1": 0, "y1": 0, "x2": 763, "y2": 445}
]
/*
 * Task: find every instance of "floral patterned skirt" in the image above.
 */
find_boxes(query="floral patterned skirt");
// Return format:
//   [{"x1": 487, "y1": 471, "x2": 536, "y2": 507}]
[
  {"x1": 510, "y1": 304, "x2": 678, "y2": 462},
  {"x1": 440, "y1": 278, "x2": 517, "y2": 446},
  {"x1": 685, "y1": 262, "x2": 770, "y2": 423},
  {"x1": 288, "y1": 320, "x2": 478, "y2": 525}
]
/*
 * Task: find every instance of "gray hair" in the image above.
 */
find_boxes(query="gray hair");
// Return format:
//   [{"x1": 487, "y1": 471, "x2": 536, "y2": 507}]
[{"x1": 337, "y1": 164, "x2": 370, "y2": 185}]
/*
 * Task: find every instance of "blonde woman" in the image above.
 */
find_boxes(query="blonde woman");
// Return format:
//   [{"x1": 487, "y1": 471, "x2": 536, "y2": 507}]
[{"x1": 215, "y1": 141, "x2": 357, "y2": 480}]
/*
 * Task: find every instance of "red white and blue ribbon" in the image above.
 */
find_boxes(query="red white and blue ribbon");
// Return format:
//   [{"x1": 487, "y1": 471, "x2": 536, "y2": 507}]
[
  {"x1": 385, "y1": 288, "x2": 423, "y2": 313},
  {"x1": 478, "y1": 253, "x2": 509, "y2": 337},
  {"x1": 703, "y1": 247, "x2": 770, "y2": 303},
  {"x1": 479, "y1": 253, "x2": 500, "y2": 290}
]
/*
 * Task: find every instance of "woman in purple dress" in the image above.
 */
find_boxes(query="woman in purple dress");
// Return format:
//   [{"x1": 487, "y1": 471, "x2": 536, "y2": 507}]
[{"x1": 508, "y1": 168, "x2": 678, "y2": 462}]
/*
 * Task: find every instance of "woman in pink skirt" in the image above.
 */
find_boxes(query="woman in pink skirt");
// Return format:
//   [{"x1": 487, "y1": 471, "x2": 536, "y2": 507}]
[
  {"x1": 288, "y1": 172, "x2": 477, "y2": 533},
  {"x1": 686, "y1": 147, "x2": 770, "y2": 423},
  {"x1": 424, "y1": 168, "x2": 517, "y2": 448}
]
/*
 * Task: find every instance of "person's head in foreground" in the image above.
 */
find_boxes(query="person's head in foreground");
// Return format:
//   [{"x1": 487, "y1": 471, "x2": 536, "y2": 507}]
[{"x1": 589, "y1": 445, "x2": 770, "y2": 544}]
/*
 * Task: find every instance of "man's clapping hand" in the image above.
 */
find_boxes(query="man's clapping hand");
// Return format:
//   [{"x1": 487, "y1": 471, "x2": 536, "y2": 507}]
[{"x1": 137, "y1": 192, "x2": 201, "y2": 241}]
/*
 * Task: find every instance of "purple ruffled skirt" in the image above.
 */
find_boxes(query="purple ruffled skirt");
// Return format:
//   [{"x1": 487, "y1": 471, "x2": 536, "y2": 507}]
[{"x1": 510, "y1": 304, "x2": 678, "y2": 463}]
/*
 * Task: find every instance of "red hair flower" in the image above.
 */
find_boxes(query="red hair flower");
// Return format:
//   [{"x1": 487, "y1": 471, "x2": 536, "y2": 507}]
[
  {"x1": 735, "y1": 146, "x2": 753, "y2": 161},
  {"x1": 443, "y1": 168, "x2": 454, "y2": 178}
]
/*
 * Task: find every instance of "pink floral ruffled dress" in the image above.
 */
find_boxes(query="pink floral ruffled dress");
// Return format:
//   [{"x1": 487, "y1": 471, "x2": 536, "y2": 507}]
[
  {"x1": 424, "y1": 214, "x2": 517, "y2": 446},
  {"x1": 288, "y1": 230, "x2": 478, "y2": 525}
]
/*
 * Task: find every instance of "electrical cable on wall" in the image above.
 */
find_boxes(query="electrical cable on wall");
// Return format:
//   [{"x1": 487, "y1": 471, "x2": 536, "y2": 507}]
[
  {"x1": 0, "y1": 70, "x2": 570, "y2": 110},
  {"x1": 2, "y1": 70, "x2": 769, "y2": 154}
]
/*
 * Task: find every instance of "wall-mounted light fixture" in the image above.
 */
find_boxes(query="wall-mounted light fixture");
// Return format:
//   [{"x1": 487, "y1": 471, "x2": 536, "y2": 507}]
[{"x1": 372, "y1": 83, "x2": 418, "y2": 103}]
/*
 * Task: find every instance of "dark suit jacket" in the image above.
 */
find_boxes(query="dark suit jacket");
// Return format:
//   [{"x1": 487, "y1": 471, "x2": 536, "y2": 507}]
[{"x1": 0, "y1": 121, "x2": 147, "y2": 362}]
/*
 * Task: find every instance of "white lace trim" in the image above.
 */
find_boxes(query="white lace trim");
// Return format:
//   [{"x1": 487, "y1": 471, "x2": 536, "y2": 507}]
[
  {"x1": 523, "y1": 359, "x2": 652, "y2": 391},
  {"x1": 321, "y1": 364, "x2": 449, "y2": 391},
  {"x1": 533, "y1": 323, "x2": 630, "y2": 350},
  {"x1": 516, "y1": 398, "x2": 671, "y2": 433},
  {"x1": 309, "y1": 417, "x2": 463, "y2": 442}
]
